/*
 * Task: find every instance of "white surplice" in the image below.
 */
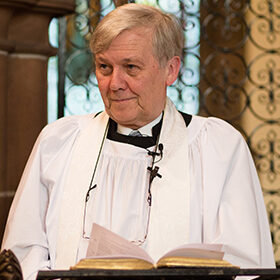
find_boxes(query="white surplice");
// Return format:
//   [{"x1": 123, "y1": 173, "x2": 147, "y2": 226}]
[{"x1": 1, "y1": 99, "x2": 275, "y2": 280}]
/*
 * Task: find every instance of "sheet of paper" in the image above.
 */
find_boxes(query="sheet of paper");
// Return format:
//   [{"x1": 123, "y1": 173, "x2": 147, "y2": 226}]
[
  {"x1": 86, "y1": 223, "x2": 154, "y2": 263},
  {"x1": 160, "y1": 243, "x2": 224, "y2": 260}
]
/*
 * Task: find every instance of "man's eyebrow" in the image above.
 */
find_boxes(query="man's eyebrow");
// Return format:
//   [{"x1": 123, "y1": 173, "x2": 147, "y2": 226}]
[
  {"x1": 95, "y1": 56, "x2": 144, "y2": 66},
  {"x1": 95, "y1": 57, "x2": 108, "y2": 63},
  {"x1": 122, "y1": 57, "x2": 144, "y2": 66}
]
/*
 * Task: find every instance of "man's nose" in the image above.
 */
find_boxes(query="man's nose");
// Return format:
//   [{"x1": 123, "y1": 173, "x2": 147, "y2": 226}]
[{"x1": 109, "y1": 69, "x2": 127, "y2": 91}]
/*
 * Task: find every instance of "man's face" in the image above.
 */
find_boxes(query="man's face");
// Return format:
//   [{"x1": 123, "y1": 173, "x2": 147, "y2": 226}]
[{"x1": 95, "y1": 27, "x2": 178, "y2": 129}]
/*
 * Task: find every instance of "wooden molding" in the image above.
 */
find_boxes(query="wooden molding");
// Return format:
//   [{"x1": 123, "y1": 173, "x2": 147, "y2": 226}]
[{"x1": 0, "y1": 0, "x2": 75, "y2": 16}]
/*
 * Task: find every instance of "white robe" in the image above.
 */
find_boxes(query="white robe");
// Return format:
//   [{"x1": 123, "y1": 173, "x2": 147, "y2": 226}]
[{"x1": 1, "y1": 99, "x2": 275, "y2": 280}]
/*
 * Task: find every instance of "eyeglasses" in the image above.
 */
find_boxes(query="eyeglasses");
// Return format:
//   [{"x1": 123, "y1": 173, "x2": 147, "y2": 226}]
[{"x1": 82, "y1": 140, "x2": 163, "y2": 245}]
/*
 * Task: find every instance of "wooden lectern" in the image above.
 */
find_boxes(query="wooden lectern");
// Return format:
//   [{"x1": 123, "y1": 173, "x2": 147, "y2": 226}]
[{"x1": 37, "y1": 267, "x2": 280, "y2": 280}]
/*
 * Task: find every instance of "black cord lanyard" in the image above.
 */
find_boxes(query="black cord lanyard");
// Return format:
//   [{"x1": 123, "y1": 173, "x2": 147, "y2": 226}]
[
  {"x1": 85, "y1": 120, "x2": 109, "y2": 203},
  {"x1": 146, "y1": 135, "x2": 163, "y2": 206},
  {"x1": 82, "y1": 117, "x2": 163, "y2": 238}
]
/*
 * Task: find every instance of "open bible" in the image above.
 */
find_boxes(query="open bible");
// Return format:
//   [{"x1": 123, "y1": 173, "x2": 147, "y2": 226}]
[{"x1": 72, "y1": 223, "x2": 237, "y2": 270}]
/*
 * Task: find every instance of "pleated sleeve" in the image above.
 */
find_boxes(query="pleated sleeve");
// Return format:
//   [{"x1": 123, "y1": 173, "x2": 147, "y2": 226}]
[
  {"x1": 188, "y1": 116, "x2": 275, "y2": 268},
  {"x1": 1, "y1": 114, "x2": 91, "y2": 280}
]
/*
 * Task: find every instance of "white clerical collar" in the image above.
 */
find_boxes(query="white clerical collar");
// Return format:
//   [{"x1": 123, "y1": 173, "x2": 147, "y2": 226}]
[{"x1": 117, "y1": 113, "x2": 163, "y2": 137}]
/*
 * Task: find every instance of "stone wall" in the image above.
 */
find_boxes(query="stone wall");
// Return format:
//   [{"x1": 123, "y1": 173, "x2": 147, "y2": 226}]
[{"x1": 0, "y1": 0, "x2": 75, "y2": 244}]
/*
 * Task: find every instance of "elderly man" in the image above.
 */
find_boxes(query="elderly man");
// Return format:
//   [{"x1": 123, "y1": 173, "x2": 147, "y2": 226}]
[{"x1": 1, "y1": 3, "x2": 275, "y2": 280}]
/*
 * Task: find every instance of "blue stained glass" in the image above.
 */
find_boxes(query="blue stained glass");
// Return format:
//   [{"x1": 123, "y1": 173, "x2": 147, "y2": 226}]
[{"x1": 48, "y1": 18, "x2": 59, "y2": 123}]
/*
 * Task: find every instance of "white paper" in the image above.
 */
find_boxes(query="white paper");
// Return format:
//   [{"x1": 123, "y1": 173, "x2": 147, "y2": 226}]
[
  {"x1": 160, "y1": 243, "x2": 224, "y2": 260},
  {"x1": 86, "y1": 223, "x2": 154, "y2": 263}
]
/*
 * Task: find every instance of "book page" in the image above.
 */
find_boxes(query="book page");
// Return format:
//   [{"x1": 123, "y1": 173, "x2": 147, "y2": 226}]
[
  {"x1": 159, "y1": 243, "x2": 224, "y2": 260},
  {"x1": 86, "y1": 223, "x2": 154, "y2": 263}
]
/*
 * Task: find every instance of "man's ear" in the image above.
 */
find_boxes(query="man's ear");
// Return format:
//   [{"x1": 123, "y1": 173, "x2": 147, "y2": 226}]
[{"x1": 166, "y1": 56, "x2": 181, "y2": 86}]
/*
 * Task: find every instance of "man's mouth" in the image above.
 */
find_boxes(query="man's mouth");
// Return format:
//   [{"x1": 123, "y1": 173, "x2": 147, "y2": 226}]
[{"x1": 111, "y1": 97, "x2": 136, "y2": 103}]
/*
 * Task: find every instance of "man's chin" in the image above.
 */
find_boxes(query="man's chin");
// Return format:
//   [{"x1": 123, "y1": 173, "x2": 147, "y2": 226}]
[{"x1": 109, "y1": 114, "x2": 143, "y2": 129}]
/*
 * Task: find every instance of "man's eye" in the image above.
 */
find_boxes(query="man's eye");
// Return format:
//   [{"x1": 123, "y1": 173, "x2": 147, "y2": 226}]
[
  {"x1": 100, "y1": 64, "x2": 108, "y2": 69},
  {"x1": 97, "y1": 63, "x2": 112, "y2": 75},
  {"x1": 126, "y1": 64, "x2": 139, "y2": 74}
]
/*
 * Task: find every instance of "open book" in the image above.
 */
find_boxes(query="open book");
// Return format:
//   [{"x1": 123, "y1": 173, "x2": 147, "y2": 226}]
[{"x1": 72, "y1": 223, "x2": 237, "y2": 270}]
